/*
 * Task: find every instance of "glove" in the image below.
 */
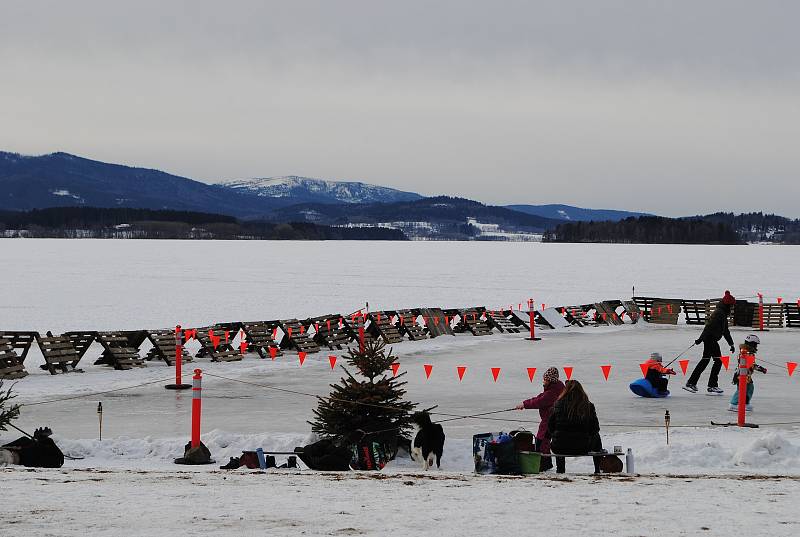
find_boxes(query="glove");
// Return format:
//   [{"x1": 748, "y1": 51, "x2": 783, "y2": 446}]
[
  {"x1": 666, "y1": 368, "x2": 676, "y2": 375},
  {"x1": 730, "y1": 345, "x2": 736, "y2": 353},
  {"x1": 33, "y1": 427, "x2": 53, "y2": 440},
  {"x1": 694, "y1": 338, "x2": 702, "y2": 345}
]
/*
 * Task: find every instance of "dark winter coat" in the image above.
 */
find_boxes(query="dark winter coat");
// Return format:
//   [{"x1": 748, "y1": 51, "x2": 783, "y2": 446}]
[
  {"x1": 696, "y1": 303, "x2": 734, "y2": 348},
  {"x1": 2, "y1": 436, "x2": 64, "y2": 468},
  {"x1": 547, "y1": 400, "x2": 601, "y2": 455},
  {"x1": 522, "y1": 380, "x2": 565, "y2": 447}
]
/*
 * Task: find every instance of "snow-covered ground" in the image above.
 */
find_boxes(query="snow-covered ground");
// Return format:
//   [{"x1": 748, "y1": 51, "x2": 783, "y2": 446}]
[{"x1": 2, "y1": 239, "x2": 799, "y2": 535}]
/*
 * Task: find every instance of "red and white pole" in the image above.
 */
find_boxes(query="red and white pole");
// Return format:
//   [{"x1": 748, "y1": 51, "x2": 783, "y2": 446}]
[
  {"x1": 191, "y1": 369, "x2": 203, "y2": 448},
  {"x1": 526, "y1": 298, "x2": 538, "y2": 341},
  {"x1": 737, "y1": 353, "x2": 748, "y2": 427},
  {"x1": 757, "y1": 293, "x2": 764, "y2": 332},
  {"x1": 358, "y1": 313, "x2": 366, "y2": 353},
  {"x1": 166, "y1": 325, "x2": 191, "y2": 390}
]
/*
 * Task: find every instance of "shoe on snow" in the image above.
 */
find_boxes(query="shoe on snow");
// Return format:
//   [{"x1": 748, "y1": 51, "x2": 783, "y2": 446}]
[
  {"x1": 706, "y1": 387, "x2": 724, "y2": 395},
  {"x1": 682, "y1": 384, "x2": 698, "y2": 393},
  {"x1": 746, "y1": 404, "x2": 753, "y2": 411},
  {"x1": 728, "y1": 405, "x2": 737, "y2": 412}
]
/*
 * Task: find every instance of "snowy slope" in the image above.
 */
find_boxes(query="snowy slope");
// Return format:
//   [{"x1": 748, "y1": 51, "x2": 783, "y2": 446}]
[{"x1": 218, "y1": 176, "x2": 423, "y2": 205}]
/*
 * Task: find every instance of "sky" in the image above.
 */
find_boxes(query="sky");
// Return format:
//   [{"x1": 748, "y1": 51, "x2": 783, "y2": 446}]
[{"x1": 1, "y1": 1, "x2": 799, "y2": 217}]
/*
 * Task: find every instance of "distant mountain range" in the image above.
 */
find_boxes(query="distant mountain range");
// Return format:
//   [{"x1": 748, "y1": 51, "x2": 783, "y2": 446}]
[
  {"x1": 220, "y1": 176, "x2": 422, "y2": 205},
  {"x1": 0, "y1": 150, "x2": 656, "y2": 240}
]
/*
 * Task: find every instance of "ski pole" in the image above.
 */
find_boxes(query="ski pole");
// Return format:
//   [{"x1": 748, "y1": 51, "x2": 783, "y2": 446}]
[{"x1": 664, "y1": 343, "x2": 695, "y2": 368}]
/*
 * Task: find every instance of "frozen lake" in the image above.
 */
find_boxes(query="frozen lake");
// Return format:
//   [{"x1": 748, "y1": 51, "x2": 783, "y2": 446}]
[
  {"x1": 2, "y1": 239, "x2": 799, "y2": 332},
  {"x1": 3, "y1": 239, "x2": 800, "y2": 476}
]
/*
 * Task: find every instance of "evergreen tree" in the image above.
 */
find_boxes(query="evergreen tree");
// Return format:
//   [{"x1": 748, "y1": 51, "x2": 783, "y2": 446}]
[
  {"x1": 0, "y1": 380, "x2": 20, "y2": 432},
  {"x1": 310, "y1": 340, "x2": 417, "y2": 456}
]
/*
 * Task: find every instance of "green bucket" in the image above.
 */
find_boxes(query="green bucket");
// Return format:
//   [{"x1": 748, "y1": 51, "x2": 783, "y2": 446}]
[{"x1": 518, "y1": 451, "x2": 541, "y2": 474}]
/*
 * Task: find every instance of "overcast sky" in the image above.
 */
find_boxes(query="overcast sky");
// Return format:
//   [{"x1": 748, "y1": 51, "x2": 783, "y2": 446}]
[{"x1": 1, "y1": 1, "x2": 798, "y2": 216}]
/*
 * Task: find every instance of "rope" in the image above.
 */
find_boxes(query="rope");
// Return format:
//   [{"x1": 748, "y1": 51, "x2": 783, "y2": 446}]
[
  {"x1": 19, "y1": 377, "x2": 174, "y2": 407},
  {"x1": 202, "y1": 371, "x2": 533, "y2": 423}
]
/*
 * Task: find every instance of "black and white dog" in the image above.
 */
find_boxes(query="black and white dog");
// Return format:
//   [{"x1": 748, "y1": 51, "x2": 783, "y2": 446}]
[{"x1": 410, "y1": 411, "x2": 445, "y2": 470}]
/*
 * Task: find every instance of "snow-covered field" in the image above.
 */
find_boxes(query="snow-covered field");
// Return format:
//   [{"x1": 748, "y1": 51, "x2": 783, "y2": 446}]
[{"x1": 2, "y1": 239, "x2": 800, "y2": 536}]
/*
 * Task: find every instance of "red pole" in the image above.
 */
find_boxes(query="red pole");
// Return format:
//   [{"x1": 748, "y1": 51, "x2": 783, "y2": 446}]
[
  {"x1": 757, "y1": 293, "x2": 764, "y2": 331},
  {"x1": 191, "y1": 369, "x2": 202, "y2": 448},
  {"x1": 175, "y1": 325, "x2": 183, "y2": 385},
  {"x1": 737, "y1": 352, "x2": 748, "y2": 427},
  {"x1": 166, "y1": 325, "x2": 191, "y2": 390},
  {"x1": 528, "y1": 298, "x2": 536, "y2": 341},
  {"x1": 359, "y1": 314, "x2": 365, "y2": 353}
]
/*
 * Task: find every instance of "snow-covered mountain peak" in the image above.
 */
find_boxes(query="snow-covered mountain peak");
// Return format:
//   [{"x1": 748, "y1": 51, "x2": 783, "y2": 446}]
[{"x1": 218, "y1": 176, "x2": 423, "y2": 204}]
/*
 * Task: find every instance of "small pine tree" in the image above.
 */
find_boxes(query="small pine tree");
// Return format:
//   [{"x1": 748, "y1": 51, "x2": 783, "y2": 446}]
[
  {"x1": 0, "y1": 380, "x2": 20, "y2": 432},
  {"x1": 310, "y1": 340, "x2": 417, "y2": 456}
]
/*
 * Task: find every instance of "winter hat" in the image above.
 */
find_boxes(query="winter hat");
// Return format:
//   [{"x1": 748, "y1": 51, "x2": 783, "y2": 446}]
[
  {"x1": 650, "y1": 352, "x2": 663, "y2": 363},
  {"x1": 722, "y1": 290, "x2": 736, "y2": 306},
  {"x1": 543, "y1": 367, "x2": 559, "y2": 383}
]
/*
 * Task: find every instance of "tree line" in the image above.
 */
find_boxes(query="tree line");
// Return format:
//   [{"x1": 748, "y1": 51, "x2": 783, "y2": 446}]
[
  {"x1": 543, "y1": 216, "x2": 742, "y2": 244},
  {"x1": 0, "y1": 207, "x2": 407, "y2": 241}
]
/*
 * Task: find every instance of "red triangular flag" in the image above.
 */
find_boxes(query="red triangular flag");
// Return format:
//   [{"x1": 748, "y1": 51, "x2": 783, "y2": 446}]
[
  {"x1": 391, "y1": 363, "x2": 400, "y2": 376},
  {"x1": 777, "y1": 297, "x2": 783, "y2": 304},
  {"x1": 434, "y1": 317, "x2": 439, "y2": 325},
  {"x1": 224, "y1": 330, "x2": 230, "y2": 343},
  {"x1": 601, "y1": 365, "x2": 612, "y2": 380},
  {"x1": 287, "y1": 327, "x2": 293, "y2": 337},
  {"x1": 787, "y1": 362, "x2": 797, "y2": 377},
  {"x1": 240, "y1": 341, "x2": 248, "y2": 355},
  {"x1": 541, "y1": 303, "x2": 546, "y2": 311},
  {"x1": 491, "y1": 367, "x2": 501, "y2": 382},
  {"x1": 424, "y1": 316, "x2": 429, "y2": 325},
  {"x1": 639, "y1": 363, "x2": 649, "y2": 377},
  {"x1": 327, "y1": 319, "x2": 331, "y2": 332},
  {"x1": 445, "y1": 316, "x2": 450, "y2": 325},
  {"x1": 272, "y1": 328, "x2": 278, "y2": 339},
  {"x1": 298, "y1": 352, "x2": 306, "y2": 366},
  {"x1": 563, "y1": 366, "x2": 573, "y2": 380},
  {"x1": 314, "y1": 323, "x2": 319, "y2": 332},
  {"x1": 328, "y1": 355, "x2": 337, "y2": 369},
  {"x1": 679, "y1": 359, "x2": 689, "y2": 375},
  {"x1": 269, "y1": 346, "x2": 278, "y2": 360},
  {"x1": 377, "y1": 313, "x2": 381, "y2": 322},
  {"x1": 602, "y1": 313, "x2": 607, "y2": 321},
  {"x1": 720, "y1": 355, "x2": 730, "y2": 370},
  {"x1": 300, "y1": 325, "x2": 305, "y2": 334},
  {"x1": 527, "y1": 367, "x2": 537, "y2": 382},
  {"x1": 211, "y1": 335, "x2": 220, "y2": 350},
  {"x1": 457, "y1": 366, "x2": 467, "y2": 381},
  {"x1": 424, "y1": 364, "x2": 433, "y2": 379}
]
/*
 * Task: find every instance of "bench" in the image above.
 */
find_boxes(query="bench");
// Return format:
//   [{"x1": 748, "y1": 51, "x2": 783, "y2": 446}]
[
  {"x1": 753, "y1": 303, "x2": 785, "y2": 329},
  {"x1": 95, "y1": 331, "x2": 148, "y2": 370},
  {"x1": 365, "y1": 311, "x2": 404, "y2": 344},
  {"x1": 0, "y1": 337, "x2": 27, "y2": 379},
  {"x1": 484, "y1": 310, "x2": 522, "y2": 333},
  {"x1": 37, "y1": 332, "x2": 83, "y2": 374},
  {"x1": 195, "y1": 326, "x2": 243, "y2": 362},
  {"x1": 310, "y1": 314, "x2": 356, "y2": 349},
  {"x1": 395, "y1": 310, "x2": 428, "y2": 341},
  {"x1": 453, "y1": 307, "x2": 493, "y2": 336},
  {"x1": 240, "y1": 321, "x2": 283, "y2": 359},
  {"x1": 786, "y1": 303, "x2": 800, "y2": 328},
  {"x1": 549, "y1": 450, "x2": 632, "y2": 474},
  {"x1": 145, "y1": 329, "x2": 194, "y2": 365},
  {"x1": 0, "y1": 331, "x2": 38, "y2": 378},
  {"x1": 278, "y1": 319, "x2": 321, "y2": 354}
]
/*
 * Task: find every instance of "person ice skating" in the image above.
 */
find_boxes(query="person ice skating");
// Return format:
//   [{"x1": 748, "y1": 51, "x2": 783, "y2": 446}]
[
  {"x1": 643, "y1": 352, "x2": 676, "y2": 395},
  {"x1": 728, "y1": 335, "x2": 767, "y2": 412},
  {"x1": 685, "y1": 290, "x2": 736, "y2": 395},
  {"x1": 546, "y1": 380, "x2": 603, "y2": 474},
  {"x1": 515, "y1": 366, "x2": 565, "y2": 471}
]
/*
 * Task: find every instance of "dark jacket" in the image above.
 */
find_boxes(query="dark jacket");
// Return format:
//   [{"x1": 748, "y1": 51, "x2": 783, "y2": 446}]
[
  {"x1": 522, "y1": 380, "x2": 565, "y2": 443},
  {"x1": 547, "y1": 400, "x2": 600, "y2": 455},
  {"x1": 696, "y1": 303, "x2": 734, "y2": 347}
]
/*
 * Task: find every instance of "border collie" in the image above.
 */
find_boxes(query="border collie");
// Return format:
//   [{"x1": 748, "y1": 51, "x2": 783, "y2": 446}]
[{"x1": 410, "y1": 411, "x2": 445, "y2": 470}]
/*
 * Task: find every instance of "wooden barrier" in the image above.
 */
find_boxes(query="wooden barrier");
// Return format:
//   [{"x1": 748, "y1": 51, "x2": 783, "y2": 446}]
[
  {"x1": 395, "y1": 310, "x2": 427, "y2": 341},
  {"x1": 37, "y1": 332, "x2": 83, "y2": 374},
  {"x1": 0, "y1": 337, "x2": 27, "y2": 379},
  {"x1": 146, "y1": 328, "x2": 194, "y2": 365},
  {"x1": 310, "y1": 314, "x2": 355, "y2": 350},
  {"x1": 240, "y1": 321, "x2": 283, "y2": 359}
]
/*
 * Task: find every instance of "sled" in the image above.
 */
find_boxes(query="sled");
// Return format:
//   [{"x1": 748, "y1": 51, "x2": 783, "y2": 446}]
[{"x1": 629, "y1": 378, "x2": 669, "y2": 398}]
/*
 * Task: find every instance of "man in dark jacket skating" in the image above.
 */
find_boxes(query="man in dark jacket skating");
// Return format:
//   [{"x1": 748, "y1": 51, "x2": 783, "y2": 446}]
[{"x1": 684, "y1": 290, "x2": 736, "y2": 394}]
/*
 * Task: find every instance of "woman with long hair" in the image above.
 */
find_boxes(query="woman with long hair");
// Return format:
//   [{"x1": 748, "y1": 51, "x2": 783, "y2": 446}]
[{"x1": 546, "y1": 379, "x2": 603, "y2": 473}]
